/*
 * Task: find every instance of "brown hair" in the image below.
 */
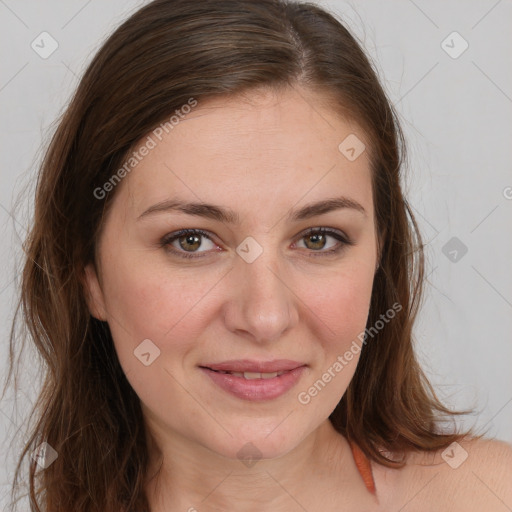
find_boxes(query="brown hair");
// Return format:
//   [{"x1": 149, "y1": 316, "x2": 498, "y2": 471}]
[{"x1": 4, "y1": 0, "x2": 477, "y2": 510}]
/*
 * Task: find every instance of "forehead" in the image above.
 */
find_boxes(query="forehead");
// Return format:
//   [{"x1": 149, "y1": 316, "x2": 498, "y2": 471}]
[{"x1": 118, "y1": 86, "x2": 373, "y2": 225}]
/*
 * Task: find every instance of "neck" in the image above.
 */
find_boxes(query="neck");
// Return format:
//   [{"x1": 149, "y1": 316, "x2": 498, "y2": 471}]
[{"x1": 144, "y1": 420, "x2": 371, "y2": 512}]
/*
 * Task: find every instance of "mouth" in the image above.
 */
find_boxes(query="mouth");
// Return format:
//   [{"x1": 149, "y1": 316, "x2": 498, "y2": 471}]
[
  {"x1": 199, "y1": 358, "x2": 305, "y2": 373},
  {"x1": 203, "y1": 368, "x2": 289, "y2": 379},
  {"x1": 198, "y1": 359, "x2": 307, "y2": 401}
]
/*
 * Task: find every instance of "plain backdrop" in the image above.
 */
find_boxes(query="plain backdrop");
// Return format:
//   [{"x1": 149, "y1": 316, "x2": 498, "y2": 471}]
[{"x1": 1, "y1": 0, "x2": 511, "y2": 508}]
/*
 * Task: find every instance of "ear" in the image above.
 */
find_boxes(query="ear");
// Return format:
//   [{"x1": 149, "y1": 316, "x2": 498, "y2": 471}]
[{"x1": 83, "y1": 262, "x2": 108, "y2": 321}]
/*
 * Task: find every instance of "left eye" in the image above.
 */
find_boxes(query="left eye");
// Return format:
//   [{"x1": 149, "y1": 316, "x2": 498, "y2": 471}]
[
  {"x1": 295, "y1": 228, "x2": 345, "y2": 252},
  {"x1": 161, "y1": 227, "x2": 352, "y2": 259}
]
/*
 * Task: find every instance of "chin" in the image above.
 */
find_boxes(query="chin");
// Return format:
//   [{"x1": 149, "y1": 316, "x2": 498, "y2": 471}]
[{"x1": 201, "y1": 418, "x2": 312, "y2": 465}]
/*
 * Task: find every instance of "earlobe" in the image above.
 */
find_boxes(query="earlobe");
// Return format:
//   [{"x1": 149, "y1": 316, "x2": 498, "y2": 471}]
[{"x1": 83, "y1": 262, "x2": 107, "y2": 321}]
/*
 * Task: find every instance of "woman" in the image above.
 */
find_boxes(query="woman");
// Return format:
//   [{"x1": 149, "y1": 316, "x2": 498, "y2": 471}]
[{"x1": 5, "y1": 0, "x2": 511, "y2": 511}]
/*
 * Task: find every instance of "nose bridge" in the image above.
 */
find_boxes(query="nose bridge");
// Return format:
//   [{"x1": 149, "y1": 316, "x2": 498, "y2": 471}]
[{"x1": 224, "y1": 241, "x2": 298, "y2": 343}]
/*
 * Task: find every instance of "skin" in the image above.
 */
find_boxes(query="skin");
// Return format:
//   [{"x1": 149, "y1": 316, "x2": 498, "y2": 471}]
[{"x1": 83, "y1": 86, "x2": 512, "y2": 511}]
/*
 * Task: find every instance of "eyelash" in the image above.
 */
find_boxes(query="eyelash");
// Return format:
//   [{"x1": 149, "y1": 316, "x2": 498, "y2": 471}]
[{"x1": 160, "y1": 227, "x2": 354, "y2": 260}]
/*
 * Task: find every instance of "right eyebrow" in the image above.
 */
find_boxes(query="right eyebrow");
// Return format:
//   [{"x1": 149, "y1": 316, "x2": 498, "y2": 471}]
[{"x1": 137, "y1": 199, "x2": 240, "y2": 224}]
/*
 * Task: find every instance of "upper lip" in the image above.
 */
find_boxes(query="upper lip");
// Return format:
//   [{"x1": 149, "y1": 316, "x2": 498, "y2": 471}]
[{"x1": 200, "y1": 359, "x2": 306, "y2": 373}]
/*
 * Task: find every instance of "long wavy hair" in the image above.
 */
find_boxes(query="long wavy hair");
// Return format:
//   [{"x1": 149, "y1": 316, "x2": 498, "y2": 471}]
[{"x1": 4, "y1": 0, "x2": 476, "y2": 510}]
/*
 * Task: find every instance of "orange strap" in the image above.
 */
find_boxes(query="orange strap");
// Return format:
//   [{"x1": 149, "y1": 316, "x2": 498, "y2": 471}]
[{"x1": 349, "y1": 441, "x2": 376, "y2": 495}]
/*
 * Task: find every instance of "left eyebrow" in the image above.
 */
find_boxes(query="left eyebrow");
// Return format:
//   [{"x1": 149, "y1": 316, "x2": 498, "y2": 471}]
[
  {"x1": 288, "y1": 196, "x2": 367, "y2": 221},
  {"x1": 137, "y1": 195, "x2": 367, "y2": 224}
]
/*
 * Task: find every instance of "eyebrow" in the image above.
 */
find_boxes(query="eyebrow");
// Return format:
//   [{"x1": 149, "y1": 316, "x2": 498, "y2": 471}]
[{"x1": 137, "y1": 196, "x2": 367, "y2": 224}]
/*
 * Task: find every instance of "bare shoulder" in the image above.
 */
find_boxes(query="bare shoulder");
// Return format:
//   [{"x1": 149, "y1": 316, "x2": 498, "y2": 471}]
[
  {"x1": 445, "y1": 437, "x2": 512, "y2": 508},
  {"x1": 372, "y1": 437, "x2": 512, "y2": 512}
]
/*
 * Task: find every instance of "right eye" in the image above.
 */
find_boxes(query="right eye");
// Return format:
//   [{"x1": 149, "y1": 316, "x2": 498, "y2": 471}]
[{"x1": 160, "y1": 229, "x2": 221, "y2": 259}]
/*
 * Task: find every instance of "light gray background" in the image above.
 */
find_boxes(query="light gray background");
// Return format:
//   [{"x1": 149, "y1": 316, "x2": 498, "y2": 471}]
[{"x1": 1, "y1": 0, "x2": 511, "y2": 508}]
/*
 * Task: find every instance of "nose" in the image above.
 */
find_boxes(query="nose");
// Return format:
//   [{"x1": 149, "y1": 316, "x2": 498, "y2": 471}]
[{"x1": 222, "y1": 253, "x2": 299, "y2": 344}]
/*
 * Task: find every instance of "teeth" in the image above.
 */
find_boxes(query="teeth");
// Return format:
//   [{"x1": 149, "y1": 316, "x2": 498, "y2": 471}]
[
  {"x1": 244, "y1": 372, "x2": 263, "y2": 379},
  {"x1": 209, "y1": 368, "x2": 288, "y2": 378},
  {"x1": 230, "y1": 371, "x2": 282, "y2": 379}
]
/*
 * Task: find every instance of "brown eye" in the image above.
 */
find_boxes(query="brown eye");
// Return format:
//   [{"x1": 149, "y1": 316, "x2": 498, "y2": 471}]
[
  {"x1": 161, "y1": 229, "x2": 218, "y2": 259},
  {"x1": 303, "y1": 232, "x2": 328, "y2": 250},
  {"x1": 178, "y1": 233, "x2": 202, "y2": 252},
  {"x1": 295, "y1": 227, "x2": 354, "y2": 256}
]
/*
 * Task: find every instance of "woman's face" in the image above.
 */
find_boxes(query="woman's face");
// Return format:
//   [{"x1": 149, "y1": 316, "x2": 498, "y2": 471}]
[{"x1": 84, "y1": 86, "x2": 379, "y2": 462}]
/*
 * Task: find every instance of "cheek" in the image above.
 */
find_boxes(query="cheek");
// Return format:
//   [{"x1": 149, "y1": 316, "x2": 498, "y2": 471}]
[
  {"x1": 102, "y1": 252, "x2": 224, "y2": 339},
  {"x1": 99, "y1": 256, "x2": 227, "y2": 398},
  {"x1": 293, "y1": 268, "x2": 373, "y2": 414},
  {"x1": 101, "y1": 261, "x2": 222, "y2": 410},
  {"x1": 302, "y1": 263, "x2": 374, "y2": 350}
]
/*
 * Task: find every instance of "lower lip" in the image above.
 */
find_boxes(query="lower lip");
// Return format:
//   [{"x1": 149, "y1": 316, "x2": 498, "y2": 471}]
[{"x1": 200, "y1": 366, "x2": 306, "y2": 401}]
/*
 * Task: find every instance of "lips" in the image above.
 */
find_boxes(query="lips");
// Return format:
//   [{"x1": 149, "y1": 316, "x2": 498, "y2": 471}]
[
  {"x1": 199, "y1": 359, "x2": 307, "y2": 401},
  {"x1": 200, "y1": 359, "x2": 305, "y2": 373},
  {"x1": 208, "y1": 370, "x2": 286, "y2": 379}
]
